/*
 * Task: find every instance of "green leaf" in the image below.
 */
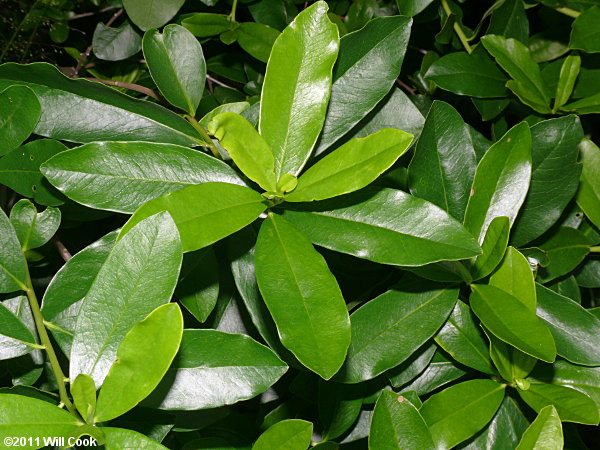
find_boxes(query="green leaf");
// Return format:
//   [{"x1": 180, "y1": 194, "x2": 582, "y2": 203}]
[
  {"x1": 435, "y1": 300, "x2": 495, "y2": 375},
  {"x1": 408, "y1": 101, "x2": 477, "y2": 221},
  {"x1": 563, "y1": 91, "x2": 600, "y2": 114},
  {"x1": 175, "y1": 248, "x2": 219, "y2": 323},
  {"x1": 41, "y1": 141, "x2": 242, "y2": 214},
  {"x1": 0, "y1": 85, "x2": 40, "y2": 156},
  {"x1": 92, "y1": 21, "x2": 141, "y2": 61},
  {"x1": 511, "y1": 116, "x2": 584, "y2": 246},
  {"x1": 143, "y1": 24, "x2": 205, "y2": 116},
  {"x1": 121, "y1": 183, "x2": 266, "y2": 252},
  {"x1": 389, "y1": 343, "x2": 437, "y2": 388},
  {"x1": 144, "y1": 329, "x2": 287, "y2": 409},
  {"x1": 470, "y1": 284, "x2": 556, "y2": 362},
  {"x1": 315, "y1": 15, "x2": 412, "y2": 153},
  {"x1": 482, "y1": 35, "x2": 551, "y2": 113},
  {"x1": 71, "y1": 374, "x2": 97, "y2": 425},
  {"x1": 237, "y1": 22, "x2": 280, "y2": 63},
  {"x1": 470, "y1": 216, "x2": 510, "y2": 281},
  {"x1": 424, "y1": 49, "x2": 509, "y2": 98},
  {"x1": 208, "y1": 112, "x2": 277, "y2": 191},
  {"x1": 487, "y1": 0, "x2": 529, "y2": 43},
  {"x1": 397, "y1": 0, "x2": 434, "y2": 16},
  {"x1": 553, "y1": 54, "x2": 580, "y2": 113},
  {"x1": 0, "y1": 207, "x2": 26, "y2": 293},
  {"x1": 70, "y1": 212, "x2": 182, "y2": 386},
  {"x1": 41, "y1": 231, "x2": 116, "y2": 355},
  {"x1": 199, "y1": 101, "x2": 250, "y2": 128},
  {"x1": 0, "y1": 394, "x2": 82, "y2": 441},
  {"x1": 421, "y1": 379, "x2": 506, "y2": 449},
  {"x1": 255, "y1": 213, "x2": 350, "y2": 379},
  {"x1": 0, "y1": 139, "x2": 66, "y2": 206},
  {"x1": 260, "y1": 1, "x2": 339, "y2": 177},
  {"x1": 369, "y1": 390, "x2": 435, "y2": 449},
  {"x1": 463, "y1": 122, "x2": 532, "y2": 242},
  {"x1": 537, "y1": 227, "x2": 590, "y2": 283},
  {"x1": 253, "y1": 419, "x2": 312, "y2": 450},
  {"x1": 488, "y1": 332, "x2": 537, "y2": 383},
  {"x1": 403, "y1": 351, "x2": 468, "y2": 395},
  {"x1": 282, "y1": 187, "x2": 481, "y2": 267},
  {"x1": 490, "y1": 247, "x2": 536, "y2": 310},
  {"x1": 518, "y1": 383, "x2": 599, "y2": 425},
  {"x1": 515, "y1": 405, "x2": 563, "y2": 450},
  {"x1": 9, "y1": 199, "x2": 60, "y2": 251},
  {"x1": 101, "y1": 427, "x2": 167, "y2": 449},
  {"x1": 0, "y1": 301, "x2": 36, "y2": 349},
  {"x1": 318, "y1": 381, "x2": 362, "y2": 440},
  {"x1": 0, "y1": 63, "x2": 200, "y2": 145},
  {"x1": 287, "y1": 128, "x2": 413, "y2": 202},
  {"x1": 575, "y1": 139, "x2": 600, "y2": 229},
  {"x1": 536, "y1": 283, "x2": 600, "y2": 366},
  {"x1": 181, "y1": 13, "x2": 233, "y2": 38},
  {"x1": 569, "y1": 6, "x2": 600, "y2": 53},
  {"x1": 122, "y1": 0, "x2": 185, "y2": 31},
  {"x1": 336, "y1": 276, "x2": 458, "y2": 383},
  {"x1": 95, "y1": 303, "x2": 183, "y2": 422}
]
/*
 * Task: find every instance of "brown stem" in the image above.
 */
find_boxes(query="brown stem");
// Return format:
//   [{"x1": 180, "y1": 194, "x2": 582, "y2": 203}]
[
  {"x1": 84, "y1": 77, "x2": 160, "y2": 100},
  {"x1": 68, "y1": 6, "x2": 117, "y2": 21},
  {"x1": 53, "y1": 237, "x2": 72, "y2": 262},
  {"x1": 395, "y1": 79, "x2": 416, "y2": 95}
]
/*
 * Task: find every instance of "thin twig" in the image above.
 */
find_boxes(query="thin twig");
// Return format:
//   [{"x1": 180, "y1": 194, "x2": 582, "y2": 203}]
[
  {"x1": 53, "y1": 237, "x2": 72, "y2": 262},
  {"x1": 84, "y1": 77, "x2": 160, "y2": 100},
  {"x1": 68, "y1": 6, "x2": 116, "y2": 21},
  {"x1": 396, "y1": 79, "x2": 416, "y2": 95},
  {"x1": 206, "y1": 73, "x2": 236, "y2": 89}
]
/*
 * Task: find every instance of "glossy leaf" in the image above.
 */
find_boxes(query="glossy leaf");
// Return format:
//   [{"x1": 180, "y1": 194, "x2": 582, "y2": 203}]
[
  {"x1": 336, "y1": 276, "x2": 458, "y2": 383},
  {"x1": 237, "y1": 22, "x2": 280, "y2": 63},
  {"x1": 259, "y1": 1, "x2": 339, "y2": 177},
  {"x1": 144, "y1": 329, "x2": 287, "y2": 410},
  {"x1": 569, "y1": 6, "x2": 600, "y2": 53},
  {"x1": 175, "y1": 248, "x2": 219, "y2": 323},
  {"x1": 95, "y1": 303, "x2": 183, "y2": 422},
  {"x1": 120, "y1": 183, "x2": 266, "y2": 252},
  {"x1": 0, "y1": 85, "x2": 40, "y2": 156},
  {"x1": 515, "y1": 405, "x2": 563, "y2": 450},
  {"x1": 536, "y1": 283, "x2": 600, "y2": 366},
  {"x1": 283, "y1": 187, "x2": 482, "y2": 267},
  {"x1": 463, "y1": 122, "x2": 532, "y2": 242},
  {"x1": 9, "y1": 199, "x2": 60, "y2": 251},
  {"x1": 0, "y1": 301, "x2": 36, "y2": 349},
  {"x1": 388, "y1": 343, "x2": 437, "y2": 388},
  {"x1": 403, "y1": 351, "x2": 468, "y2": 395},
  {"x1": 70, "y1": 212, "x2": 182, "y2": 386},
  {"x1": 470, "y1": 216, "x2": 510, "y2": 281},
  {"x1": 122, "y1": 0, "x2": 185, "y2": 31},
  {"x1": 0, "y1": 63, "x2": 200, "y2": 145},
  {"x1": 488, "y1": 333, "x2": 537, "y2": 383},
  {"x1": 369, "y1": 390, "x2": 434, "y2": 449},
  {"x1": 537, "y1": 227, "x2": 590, "y2": 282},
  {"x1": 92, "y1": 21, "x2": 141, "y2": 61},
  {"x1": 252, "y1": 419, "x2": 312, "y2": 450},
  {"x1": 575, "y1": 139, "x2": 600, "y2": 229},
  {"x1": 397, "y1": 0, "x2": 434, "y2": 16},
  {"x1": 490, "y1": 247, "x2": 536, "y2": 310},
  {"x1": 554, "y1": 55, "x2": 581, "y2": 113},
  {"x1": 71, "y1": 374, "x2": 97, "y2": 425},
  {"x1": 287, "y1": 128, "x2": 413, "y2": 202},
  {"x1": 434, "y1": 300, "x2": 494, "y2": 375},
  {"x1": 208, "y1": 112, "x2": 277, "y2": 191},
  {"x1": 421, "y1": 379, "x2": 506, "y2": 449},
  {"x1": 487, "y1": 0, "x2": 529, "y2": 43},
  {"x1": 255, "y1": 213, "x2": 350, "y2": 379},
  {"x1": 181, "y1": 13, "x2": 232, "y2": 37},
  {"x1": 511, "y1": 116, "x2": 584, "y2": 246},
  {"x1": 0, "y1": 207, "x2": 26, "y2": 293},
  {"x1": 315, "y1": 15, "x2": 412, "y2": 153},
  {"x1": 42, "y1": 141, "x2": 242, "y2": 214},
  {"x1": 470, "y1": 285, "x2": 556, "y2": 362},
  {"x1": 101, "y1": 427, "x2": 167, "y2": 449},
  {"x1": 143, "y1": 24, "x2": 205, "y2": 115},
  {"x1": 408, "y1": 100, "x2": 477, "y2": 221}
]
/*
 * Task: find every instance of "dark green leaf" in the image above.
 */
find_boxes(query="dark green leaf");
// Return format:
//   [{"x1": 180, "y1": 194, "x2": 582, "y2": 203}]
[
  {"x1": 470, "y1": 216, "x2": 510, "y2": 281},
  {"x1": 487, "y1": 0, "x2": 529, "y2": 43},
  {"x1": 92, "y1": 21, "x2": 141, "y2": 61},
  {"x1": 9, "y1": 199, "x2": 60, "y2": 251},
  {"x1": 318, "y1": 381, "x2": 362, "y2": 440},
  {"x1": 388, "y1": 343, "x2": 437, "y2": 388},
  {"x1": 569, "y1": 6, "x2": 600, "y2": 53},
  {"x1": 237, "y1": 22, "x2": 279, "y2": 63},
  {"x1": 0, "y1": 207, "x2": 26, "y2": 293},
  {"x1": 0, "y1": 301, "x2": 36, "y2": 350},
  {"x1": 0, "y1": 85, "x2": 40, "y2": 156},
  {"x1": 402, "y1": 351, "x2": 468, "y2": 395},
  {"x1": 122, "y1": 0, "x2": 185, "y2": 31},
  {"x1": 175, "y1": 248, "x2": 219, "y2": 323},
  {"x1": 575, "y1": 139, "x2": 600, "y2": 229},
  {"x1": 181, "y1": 13, "x2": 232, "y2": 38},
  {"x1": 515, "y1": 405, "x2": 563, "y2": 450},
  {"x1": 537, "y1": 227, "x2": 590, "y2": 282},
  {"x1": 396, "y1": 0, "x2": 434, "y2": 16}
]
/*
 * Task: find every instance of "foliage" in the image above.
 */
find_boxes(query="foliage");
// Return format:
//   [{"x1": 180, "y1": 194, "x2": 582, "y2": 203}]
[{"x1": 1, "y1": 0, "x2": 600, "y2": 448}]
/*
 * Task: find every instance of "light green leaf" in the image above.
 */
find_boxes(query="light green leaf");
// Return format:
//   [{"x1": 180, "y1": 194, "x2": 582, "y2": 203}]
[
  {"x1": 0, "y1": 300, "x2": 36, "y2": 351},
  {"x1": 470, "y1": 216, "x2": 510, "y2": 281},
  {"x1": 553, "y1": 54, "x2": 580, "y2": 113},
  {"x1": 515, "y1": 405, "x2": 563, "y2": 450},
  {"x1": 253, "y1": 419, "x2": 312, "y2": 450},
  {"x1": 490, "y1": 247, "x2": 536, "y2": 311},
  {"x1": 101, "y1": 427, "x2": 167, "y2": 449},
  {"x1": 123, "y1": 0, "x2": 185, "y2": 31},
  {"x1": 287, "y1": 128, "x2": 413, "y2": 202},
  {"x1": 95, "y1": 303, "x2": 183, "y2": 422},
  {"x1": 575, "y1": 139, "x2": 600, "y2": 229},
  {"x1": 143, "y1": 24, "x2": 205, "y2": 115},
  {"x1": 120, "y1": 182, "x2": 266, "y2": 252},
  {"x1": 71, "y1": 374, "x2": 97, "y2": 425},
  {"x1": 0, "y1": 85, "x2": 40, "y2": 156},
  {"x1": 569, "y1": 6, "x2": 600, "y2": 53},
  {"x1": 488, "y1": 332, "x2": 537, "y2": 383},
  {"x1": 9, "y1": 199, "x2": 60, "y2": 251},
  {"x1": 208, "y1": 112, "x2": 277, "y2": 191},
  {"x1": 260, "y1": 1, "x2": 339, "y2": 177},
  {"x1": 70, "y1": 212, "x2": 182, "y2": 386},
  {"x1": 0, "y1": 207, "x2": 26, "y2": 293}
]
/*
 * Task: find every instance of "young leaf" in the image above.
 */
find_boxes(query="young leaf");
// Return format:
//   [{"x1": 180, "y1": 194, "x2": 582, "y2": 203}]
[
  {"x1": 144, "y1": 330, "x2": 287, "y2": 410},
  {"x1": 252, "y1": 419, "x2": 312, "y2": 450},
  {"x1": 120, "y1": 182, "x2": 266, "y2": 252},
  {"x1": 515, "y1": 405, "x2": 563, "y2": 450},
  {"x1": 208, "y1": 112, "x2": 277, "y2": 192},
  {"x1": 0, "y1": 301, "x2": 37, "y2": 351},
  {"x1": 70, "y1": 212, "x2": 182, "y2": 386},
  {"x1": 259, "y1": 1, "x2": 339, "y2": 177},
  {"x1": 315, "y1": 15, "x2": 412, "y2": 153},
  {"x1": 0, "y1": 207, "x2": 27, "y2": 293},
  {"x1": 369, "y1": 390, "x2": 434, "y2": 449},
  {"x1": 71, "y1": 374, "x2": 97, "y2": 425},
  {"x1": 122, "y1": 0, "x2": 185, "y2": 31},
  {"x1": 553, "y1": 55, "x2": 581, "y2": 113},
  {"x1": 488, "y1": 333, "x2": 537, "y2": 383},
  {"x1": 255, "y1": 213, "x2": 350, "y2": 379},
  {"x1": 0, "y1": 85, "x2": 41, "y2": 156},
  {"x1": 463, "y1": 122, "x2": 532, "y2": 242},
  {"x1": 143, "y1": 24, "x2": 205, "y2": 115},
  {"x1": 9, "y1": 199, "x2": 60, "y2": 251},
  {"x1": 101, "y1": 427, "x2": 167, "y2": 449},
  {"x1": 336, "y1": 276, "x2": 458, "y2": 383},
  {"x1": 95, "y1": 303, "x2": 183, "y2": 422},
  {"x1": 470, "y1": 216, "x2": 510, "y2": 280},
  {"x1": 489, "y1": 247, "x2": 536, "y2": 311},
  {"x1": 286, "y1": 128, "x2": 413, "y2": 202},
  {"x1": 42, "y1": 141, "x2": 243, "y2": 214},
  {"x1": 408, "y1": 101, "x2": 477, "y2": 221},
  {"x1": 470, "y1": 285, "x2": 556, "y2": 362},
  {"x1": 420, "y1": 379, "x2": 506, "y2": 449},
  {"x1": 283, "y1": 187, "x2": 482, "y2": 267},
  {"x1": 575, "y1": 139, "x2": 600, "y2": 229},
  {"x1": 569, "y1": 6, "x2": 600, "y2": 53}
]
